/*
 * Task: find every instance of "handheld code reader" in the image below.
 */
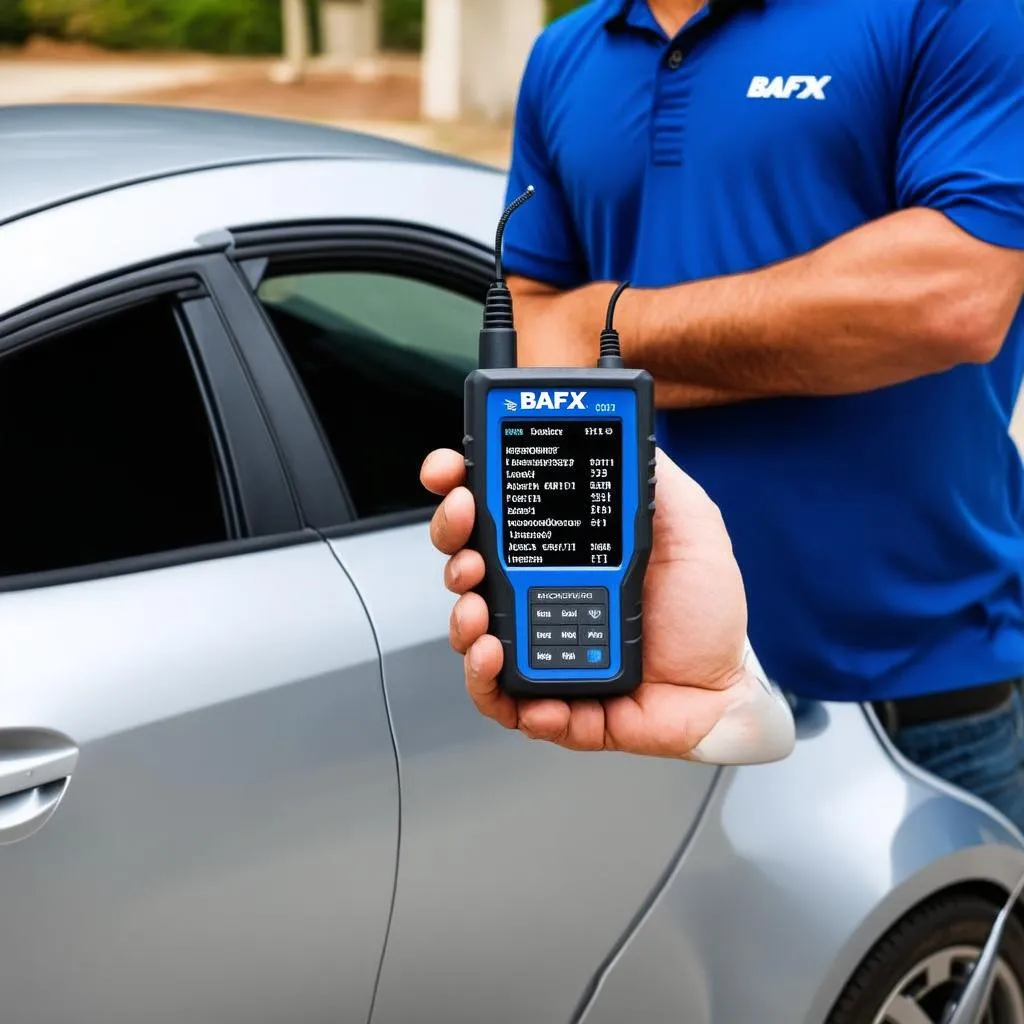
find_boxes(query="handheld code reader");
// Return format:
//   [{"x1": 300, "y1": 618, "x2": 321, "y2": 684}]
[{"x1": 463, "y1": 186, "x2": 656, "y2": 700}]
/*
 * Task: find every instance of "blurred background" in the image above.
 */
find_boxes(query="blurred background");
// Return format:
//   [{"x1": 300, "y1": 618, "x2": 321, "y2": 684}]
[{"x1": 0, "y1": 0, "x2": 585, "y2": 168}]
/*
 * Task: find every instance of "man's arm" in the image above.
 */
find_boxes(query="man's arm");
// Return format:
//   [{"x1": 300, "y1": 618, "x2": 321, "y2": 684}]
[
  {"x1": 511, "y1": 207, "x2": 1024, "y2": 400},
  {"x1": 510, "y1": 0, "x2": 1024, "y2": 404}
]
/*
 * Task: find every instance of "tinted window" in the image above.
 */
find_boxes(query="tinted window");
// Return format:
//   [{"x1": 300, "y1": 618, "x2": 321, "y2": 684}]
[
  {"x1": 0, "y1": 298, "x2": 229, "y2": 576},
  {"x1": 258, "y1": 270, "x2": 480, "y2": 519}
]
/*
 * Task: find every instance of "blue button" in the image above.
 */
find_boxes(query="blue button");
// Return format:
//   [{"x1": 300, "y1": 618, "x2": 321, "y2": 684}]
[{"x1": 586, "y1": 648, "x2": 609, "y2": 667}]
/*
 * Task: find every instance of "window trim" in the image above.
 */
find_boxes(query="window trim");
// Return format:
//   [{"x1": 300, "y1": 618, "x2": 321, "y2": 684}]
[
  {"x1": 174, "y1": 299, "x2": 244, "y2": 540},
  {"x1": 0, "y1": 273, "x2": 205, "y2": 359},
  {"x1": 226, "y1": 220, "x2": 493, "y2": 534},
  {"x1": 202, "y1": 255, "x2": 355, "y2": 530},
  {"x1": 0, "y1": 255, "x2": 306, "y2": 593},
  {"x1": 232, "y1": 219, "x2": 494, "y2": 298}
]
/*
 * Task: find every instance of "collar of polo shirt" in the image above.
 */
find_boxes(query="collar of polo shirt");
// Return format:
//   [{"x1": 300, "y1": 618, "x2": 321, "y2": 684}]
[{"x1": 600, "y1": 0, "x2": 766, "y2": 31}]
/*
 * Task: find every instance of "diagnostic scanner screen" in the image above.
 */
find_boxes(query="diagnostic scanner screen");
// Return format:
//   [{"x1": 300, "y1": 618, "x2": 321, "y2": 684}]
[{"x1": 501, "y1": 419, "x2": 623, "y2": 567}]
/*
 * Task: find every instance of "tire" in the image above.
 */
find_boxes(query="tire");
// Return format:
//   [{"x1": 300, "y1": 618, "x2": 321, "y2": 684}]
[{"x1": 827, "y1": 893, "x2": 1024, "y2": 1024}]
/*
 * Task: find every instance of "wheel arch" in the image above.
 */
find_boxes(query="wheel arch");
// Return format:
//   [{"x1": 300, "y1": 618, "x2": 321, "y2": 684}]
[
  {"x1": 808, "y1": 803, "x2": 1024, "y2": 1023},
  {"x1": 823, "y1": 876, "x2": 1024, "y2": 1022}
]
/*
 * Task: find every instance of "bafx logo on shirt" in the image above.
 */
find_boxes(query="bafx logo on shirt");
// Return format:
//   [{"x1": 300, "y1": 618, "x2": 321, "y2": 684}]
[
  {"x1": 520, "y1": 391, "x2": 587, "y2": 411},
  {"x1": 747, "y1": 75, "x2": 832, "y2": 100}
]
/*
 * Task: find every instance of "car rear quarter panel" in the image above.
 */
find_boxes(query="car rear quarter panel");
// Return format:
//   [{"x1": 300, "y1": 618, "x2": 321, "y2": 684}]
[{"x1": 578, "y1": 700, "x2": 1024, "y2": 1024}]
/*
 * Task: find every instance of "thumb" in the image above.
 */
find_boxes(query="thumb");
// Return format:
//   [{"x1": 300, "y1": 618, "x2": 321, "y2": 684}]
[{"x1": 649, "y1": 449, "x2": 732, "y2": 564}]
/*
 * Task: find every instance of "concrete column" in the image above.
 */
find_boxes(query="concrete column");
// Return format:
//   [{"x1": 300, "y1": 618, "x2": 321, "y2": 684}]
[
  {"x1": 422, "y1": 0, "x2": 543, "y2": 123},
  {"x1": 460, "y1": 0, "x2": 543, "y2": 121},
  {"x1": 422, "y1": 0, "x2": 464, "y2": 122},
  {"x1": 319, "y1": 0, "x2": 381, "y2": 66},
  {"x1": 278, "y1": 0, "x2": 311, "y2": 82}
]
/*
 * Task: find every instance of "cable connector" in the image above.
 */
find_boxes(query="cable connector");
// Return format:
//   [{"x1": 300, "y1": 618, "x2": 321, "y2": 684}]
[
  {"x1": 598, "y1": 280, "x2": 631, "y2": 369},
  {"x1": 478, "y1": 185, "x2": 535, "y2": 369}
]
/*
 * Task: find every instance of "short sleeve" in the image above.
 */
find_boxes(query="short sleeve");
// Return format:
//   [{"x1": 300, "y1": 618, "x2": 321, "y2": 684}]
[
  {"x1": 500, "y1": 35, "x2": 588, "y2": 289},
  {"x1": 896, "y1": 0, "x2": 1024, "y2": 250}
]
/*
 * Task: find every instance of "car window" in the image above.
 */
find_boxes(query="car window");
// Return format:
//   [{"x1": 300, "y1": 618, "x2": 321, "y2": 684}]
[
  {"x1": 0, "y1": 297, "x2": 229, "y2": 577},
  {"x1": 257, "y1": 270, "x2": 480, "y2": 519}
]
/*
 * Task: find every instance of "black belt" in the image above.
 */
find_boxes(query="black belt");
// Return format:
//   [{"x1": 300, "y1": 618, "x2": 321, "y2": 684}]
[{"x1": 876, "y1": 678, "x2": 1019, "y2": 733}]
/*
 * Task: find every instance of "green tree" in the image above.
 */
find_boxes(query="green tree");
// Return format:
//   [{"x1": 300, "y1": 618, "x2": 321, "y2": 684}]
[
  {"x1": 22, "y1": 0, "x2": 283, "y2": 53},
  {"x1": 377, "y1": 0, "x2": 590, "y2": 52},
  {"x1": 14, "y1": 0, "x2": 591, "y2": 54},
  {"x1": 547, "y1": 0, "x2": 587, "y2": 19},
  {"x1": 382, "y1": 0, "x2": 421, "y2": 50},
  {"x1": 0, "y1": 0, "x2": 31, "y2": 43}
]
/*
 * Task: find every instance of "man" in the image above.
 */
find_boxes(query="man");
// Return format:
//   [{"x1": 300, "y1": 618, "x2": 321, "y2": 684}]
[{"x1": 493, "y1": 0, "x2": 1024, "y2": 820}]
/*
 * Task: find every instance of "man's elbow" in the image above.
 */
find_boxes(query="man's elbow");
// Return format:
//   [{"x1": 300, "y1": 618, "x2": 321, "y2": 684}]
[{"x1": 923, "y1": 286, "x2": 1021, "y2": 367}]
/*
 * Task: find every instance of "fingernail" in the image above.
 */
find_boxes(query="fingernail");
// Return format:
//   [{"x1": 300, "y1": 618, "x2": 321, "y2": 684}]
[
  {"x1": 450, "y1": 560, "x2": 462, "y2": 585},
  {"x1": 468, "y1": 643, "x2": 483, "y2": 675}
]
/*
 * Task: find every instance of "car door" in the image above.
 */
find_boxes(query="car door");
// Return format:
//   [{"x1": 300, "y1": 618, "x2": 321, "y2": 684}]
[
  {"x1": 0, "y1": 259, "x2": 398, "y2": 1024},
  {"x1": 224, "y1": 224, "x2": 723, "y2": 1024}
]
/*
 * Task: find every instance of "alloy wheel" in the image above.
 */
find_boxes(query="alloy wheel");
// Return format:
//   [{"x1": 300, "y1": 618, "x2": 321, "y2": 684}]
[{"x1": 873, "y1": 945, "x2": 1024, "y2": 1024}]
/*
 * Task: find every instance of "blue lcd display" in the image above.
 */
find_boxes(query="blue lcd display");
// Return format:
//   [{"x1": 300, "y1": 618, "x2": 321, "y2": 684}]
[
  {"x1": 485, "y1": 387, "x2": 638, "y2": 682},
  {"x1": 500, "y1": 418, "x2": 622, "y2": 568}
]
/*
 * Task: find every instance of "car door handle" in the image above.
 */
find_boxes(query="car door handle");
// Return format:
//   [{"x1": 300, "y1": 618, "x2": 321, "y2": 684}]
[{"x1": 0, "y1": 729, "x2": 79, "y2": 844}]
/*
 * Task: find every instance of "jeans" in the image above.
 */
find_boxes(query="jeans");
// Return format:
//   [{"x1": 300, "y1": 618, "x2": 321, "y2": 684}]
[{"x1": 889, "y1": 686, "x2": 1024, "y2": 833}]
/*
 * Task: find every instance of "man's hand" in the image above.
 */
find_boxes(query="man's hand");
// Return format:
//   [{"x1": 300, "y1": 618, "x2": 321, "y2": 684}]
[{"x1": 420, "y1": 447, "x2": 794, "y2": 762}]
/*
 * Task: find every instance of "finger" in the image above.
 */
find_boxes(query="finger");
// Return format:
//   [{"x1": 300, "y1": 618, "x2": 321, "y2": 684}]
[
  {"x1": 420, "y1": 448, "x2": 467, "y2": 497},
  {"x1": 465, "y1": 634, "x2": 517, "y2": 730},
  {"x1": 449, "y1": 592, "x2": 488, "y2": 655},
  {"x1": 444, "y1": 548, "x2": 486, "y2": 594},
  {"x1": 519, "y1": 699, "x2": 606, "y2": 751},
  {"x1": 517, "y1": 699, "x2": 571, "y2": 742},
  {"x1": 429, "y1": 486, "x2": 475, "y2": 556}
]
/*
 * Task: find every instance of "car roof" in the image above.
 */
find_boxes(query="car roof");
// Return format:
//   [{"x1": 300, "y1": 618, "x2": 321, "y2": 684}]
[{"x1": 0, "y1": 103, "x2": 474, "y2": 226}]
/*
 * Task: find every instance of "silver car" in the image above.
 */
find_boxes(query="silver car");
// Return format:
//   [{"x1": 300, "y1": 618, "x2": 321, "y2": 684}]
[{"x1": 1, "y1": 104, "x2": 1023, "y2": 1024}]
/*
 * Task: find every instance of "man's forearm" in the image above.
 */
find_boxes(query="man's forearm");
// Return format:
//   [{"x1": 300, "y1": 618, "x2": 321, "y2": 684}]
[
  {"x1": 512, "y1": 288, "x2": 756, "y2": 408},
  {"x1": 653, "y1": 381, "x2": 756, "y2": 409},
  {"x1": 512, "y1": 208, "x2": 1024, "y2": 398}
]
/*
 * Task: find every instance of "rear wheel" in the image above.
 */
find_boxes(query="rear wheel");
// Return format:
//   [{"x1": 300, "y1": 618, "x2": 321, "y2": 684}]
[{"x1": 827, "y1": 893, "x2": 1024, "y2": 1024}]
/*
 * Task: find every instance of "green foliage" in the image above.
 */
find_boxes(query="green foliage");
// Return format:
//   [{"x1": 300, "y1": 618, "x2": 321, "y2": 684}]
[
  {"x1": 0, "y1": 0, "x2": 31, "y2": 43},
  {"x1": 381, "y1": 0, "x2": 421, "y2": 51},
  {"x1": 547, "y1": 0, "x2": 588, "y2": 20},
  {"x1": 376, "y1": 0, "x2": 589, "y2": 52},
  {"x1": 21, "y1": 0, "x2": 283, "y2": 53}
]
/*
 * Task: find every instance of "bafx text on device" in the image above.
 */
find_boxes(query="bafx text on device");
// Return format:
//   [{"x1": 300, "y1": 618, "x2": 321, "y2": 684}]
[
  {"x1": 520, "y1": 391, "x2": 587, "y2": 411},
  {"x1": 746, "y1": 75, "x2": 831, "y2": 100}
]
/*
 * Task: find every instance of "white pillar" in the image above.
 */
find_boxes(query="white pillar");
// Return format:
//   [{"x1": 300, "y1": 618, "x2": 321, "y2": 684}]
[
  {"x1": 277, "y1": 0, "x2": 310, "y2": 83},
  {"x1": 422, "y1": 0, "x2": 463, "y2": 121},
  {"x1": 459, "y1": 0, "x2": 542, "y2": 122},
  {"x1": 422, "y1": 0, "x2": 542, "y2": 123},
  {"x1": 319, "y1": 0, "x2": 380, "y2": 67}
]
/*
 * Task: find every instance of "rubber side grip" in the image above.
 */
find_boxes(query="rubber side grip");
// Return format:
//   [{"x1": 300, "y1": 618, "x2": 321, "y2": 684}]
[{"x1": 464, "y1": 372, "x2": 518, "y2": 678}]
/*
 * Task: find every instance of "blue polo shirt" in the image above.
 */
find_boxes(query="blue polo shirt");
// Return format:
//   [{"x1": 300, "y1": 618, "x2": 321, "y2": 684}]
[{"x1": 501, "y1": 0, "x2": 1024, "y2": 702}]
